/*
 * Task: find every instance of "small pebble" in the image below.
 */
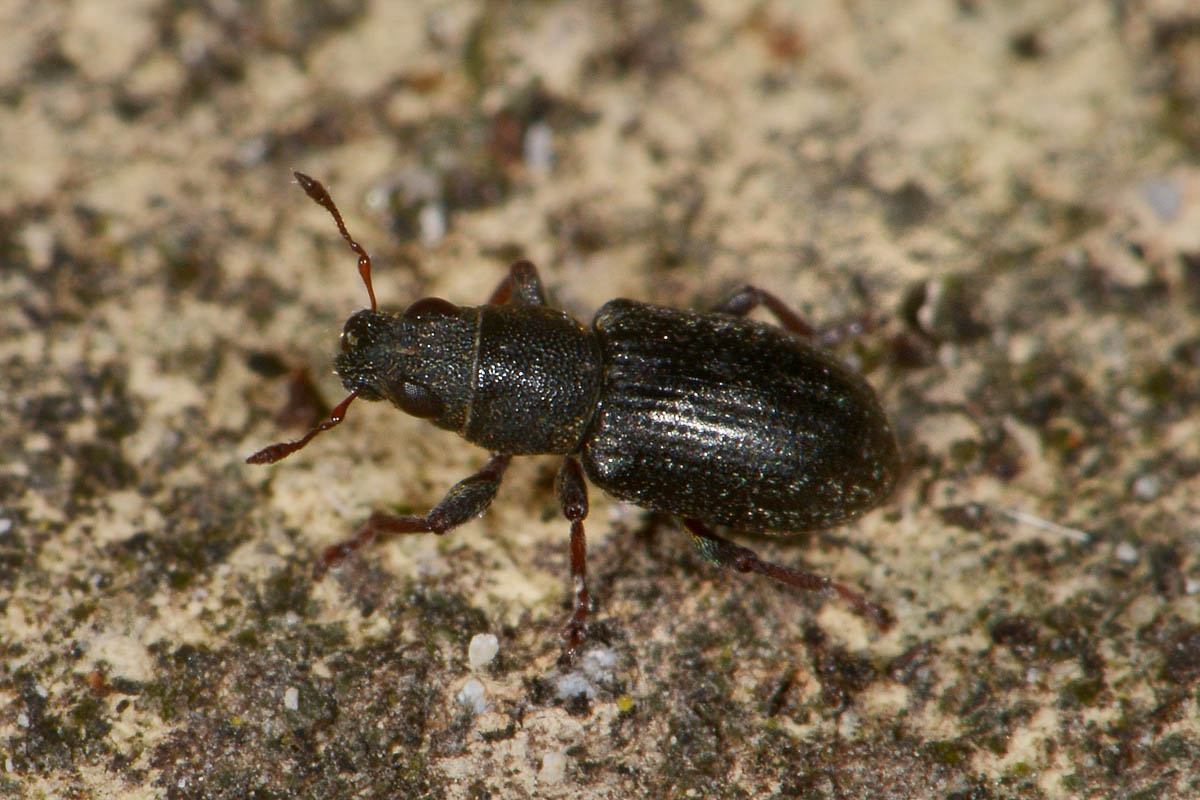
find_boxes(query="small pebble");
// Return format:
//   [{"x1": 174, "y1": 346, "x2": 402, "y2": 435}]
[
  {"x1": 418, "y1": 202, "x2": 446, "y2": 246},
  {"x1": 524, "y1": 121, "x2": 554, "y2": 174},
  {"x1": 1141, "y1": 177, "x2": 1181, "y2": 222},
  {"x1": 457, "y1": 678, "x2": 487, "y2": 714},
  {"x1": 539, "y1": 750, "x2": 567, "y2": 783},
  {"x1": 554, "y1": 672, "x2": 593, "y2": 700},
  {"x1": 1131, "y1": 475, "x2": 1160, "y2": 501},
  {"x1": 468, "y1": 633, "x2": 499, "y2": 669},
  {"x1": 1114, "y1": 541, "x2": 1139, "y2": 564}
]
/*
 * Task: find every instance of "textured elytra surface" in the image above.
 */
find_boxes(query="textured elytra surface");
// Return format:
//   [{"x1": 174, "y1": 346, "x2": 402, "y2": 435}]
[
  {"x1": 4, "y1": 1, "x2": 1200, "y2": 799},
  {"x1": 583, "y1": 299, "x2": 897, "y2": 530}
]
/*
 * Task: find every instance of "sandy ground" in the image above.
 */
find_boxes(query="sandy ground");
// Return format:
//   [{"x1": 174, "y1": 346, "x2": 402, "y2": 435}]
[{"x1": 3, "y1": 1, "x2": 1200, "y2": 797}]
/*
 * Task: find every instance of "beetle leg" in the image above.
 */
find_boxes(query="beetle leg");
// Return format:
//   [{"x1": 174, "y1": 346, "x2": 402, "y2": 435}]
[
  {"x1": 713, "y1": 285, "x2": 873, "y2": 347},
  {"x1": 487, "y1": 259, "x2": 548, "y2": 306},
  {"x1": 555, "y1": 455, "x2": 591, "y2": 653},
  {"x1": 682, "y1": 519, "x2": 893, "y2": 630},
  {"x1": 712, "y1": 285, "x2": 817, "y2": 337},
  {"x1": 314, "y1": 454, "x2": 512, "y2": 579}
]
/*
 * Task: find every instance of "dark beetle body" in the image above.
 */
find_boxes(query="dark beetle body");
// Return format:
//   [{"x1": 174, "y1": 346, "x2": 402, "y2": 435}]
[
  {"x1": 336, "y1": 297, "x2": 897, "y2": 532},
  {"x1": 251, "y1": 173, "x2": 901, "y2": 649}
]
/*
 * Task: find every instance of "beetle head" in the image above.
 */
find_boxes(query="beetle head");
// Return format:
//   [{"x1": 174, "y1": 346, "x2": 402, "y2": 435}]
[
  {"x1": 246, "y1": 174, "x2": 478, "y2": 465},
  {"x1": 334, "y1": 299, "x2": 476, "y2": 432}
]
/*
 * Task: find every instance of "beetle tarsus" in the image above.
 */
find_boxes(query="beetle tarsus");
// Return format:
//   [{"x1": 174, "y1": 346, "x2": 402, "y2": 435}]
[
  {"x1": 714, "y1": 283, "x2": 873, "y2": 347},
  {"x1": 713, "y1": 284, "x2": 817, "y2": 337}
]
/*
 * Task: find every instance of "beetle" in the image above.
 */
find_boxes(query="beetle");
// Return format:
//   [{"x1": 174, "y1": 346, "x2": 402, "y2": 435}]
[{"x1": 249, "y1": 172, "x2": 900, "y2": 651}]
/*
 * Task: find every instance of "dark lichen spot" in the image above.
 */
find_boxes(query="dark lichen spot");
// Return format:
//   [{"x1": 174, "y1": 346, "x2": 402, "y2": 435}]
[
  {"x1": 1010, "y1": 30, "x2": 1044, "y2": 59},
  {"x1": 254, "y1": 567, "x2": 315, "y2": 620},
  {"x1": 990, "y1": 616, "x2": 1039, "y2": 650},
  {"x1": 1150, "y1": 544, "x2": 1184, "y2": 598},
  {"x1": 1161, "y1": 627, "x2": 1200, "y2": 685},
  {"x1": 938, "y1": 503, "x2": 989, "y2": 531},
  {"x1": 948, "y1": 439, "x2": 982, "y2": 469},
  {"x1": 479, "y1": 721, "x2": 517, "y2": 742},
  {"x1": 407, "y1": 587, "x2": 490, "y2": 648},
  {"x1": 245, "y1": 350, "x2": 290, "y2": 378},
  {"x1": 69, "y1": 600, "x2": 98, "y2": 624},
  {"x1": 884, "y1": 180, "x2": 935, "y2": 230},
  {"x1": 925, "y1": 738, "x2": 973, "y2": 767},
  {"x1": 981, "y1": 429, "x2": 1024, "y2": 481},
  {"x1": 71, "y1": 441, "x2": 138, "y2": 497},
  {"x1": 1060, "y1": 675, "x2": 1104, "y2": 708}
]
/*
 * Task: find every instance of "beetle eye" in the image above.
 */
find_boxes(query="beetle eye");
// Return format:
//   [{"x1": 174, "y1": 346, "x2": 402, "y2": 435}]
[
  {"x1": 402, "y1": 297, "x2": 460, "y2": 320},
  {"x1": 393, "y1": 381, "x2": 444, "y2": 419}
]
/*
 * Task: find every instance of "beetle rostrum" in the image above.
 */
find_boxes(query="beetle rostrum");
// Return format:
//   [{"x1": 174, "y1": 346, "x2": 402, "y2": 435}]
[{"x1": 249, "y1": 171, "x2": 901, "y2": 652}]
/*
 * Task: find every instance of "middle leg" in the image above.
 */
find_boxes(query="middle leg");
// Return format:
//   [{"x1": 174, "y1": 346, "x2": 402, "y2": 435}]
[
  {"x1": 712, "y1": 284, "x2": 816, "y2": 337},
  {"x1": 555, "y1": 455, "x2": 591, "y2": 653},
  {"x1": 713, "y1": 284, "x2": 870, "y2": 347}
]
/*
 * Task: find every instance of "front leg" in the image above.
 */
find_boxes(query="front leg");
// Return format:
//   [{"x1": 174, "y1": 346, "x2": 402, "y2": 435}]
[
  {"x1": 315, "y1": 454, "x2": 512, "y2": 578},
  {"x1": 488, "y1": 259, "x2": 548, "y2": 306}
]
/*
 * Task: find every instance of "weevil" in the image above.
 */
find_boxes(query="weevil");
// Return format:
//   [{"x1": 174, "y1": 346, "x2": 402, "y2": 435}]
[{"x1": 249, "y1": 172, "x2": 901, "y2": 651}]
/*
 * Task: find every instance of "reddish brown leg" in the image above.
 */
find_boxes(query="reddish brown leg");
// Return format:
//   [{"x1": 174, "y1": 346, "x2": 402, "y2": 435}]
[
  {"x1": 712, "y1": 285, "x2": 816, "y2": 336},
  {"x1": 488, "y1": 260, "x2": 547, "y2": 306},
  {"x1": 713, "y1": 284, "x2": 870, "y2": 347},
  {"x1": 683, "y1": 519, "x2": 893, "y2": 630},
  {"x1": 555, "y1": 455, "x2": 590, "y2": 653},
  {"x1": 314, "y1": 454, "x2": 512, "y2": 579}
]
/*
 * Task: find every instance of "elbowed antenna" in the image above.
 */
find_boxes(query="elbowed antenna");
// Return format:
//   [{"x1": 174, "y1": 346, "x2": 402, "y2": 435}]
[
  {"x1": 292, "y1": 171, "x2": 378, "y2": 312},
  {"x1": 246, "y1": 173, "x2": 378, "y2": 464},
  {"x1": 246, "y1": 390, "x2": 359, "y2": 464}
]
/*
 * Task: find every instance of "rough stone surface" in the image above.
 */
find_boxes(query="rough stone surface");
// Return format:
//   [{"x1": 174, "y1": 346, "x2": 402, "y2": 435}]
[{"x1": 3, "y1": 1, "x2": 1200, "y2": 798}]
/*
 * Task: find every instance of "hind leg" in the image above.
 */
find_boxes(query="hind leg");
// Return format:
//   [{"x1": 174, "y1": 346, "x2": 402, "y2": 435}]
[{"x1": 683, "y1": 518, "x2": 892, "y2": 630}]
